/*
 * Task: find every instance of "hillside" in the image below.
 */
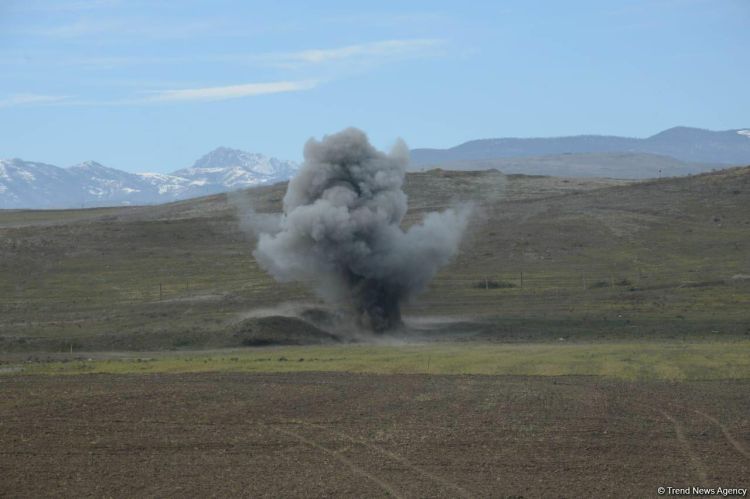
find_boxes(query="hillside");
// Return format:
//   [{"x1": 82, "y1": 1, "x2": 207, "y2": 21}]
[{"x1": 0, "y1": 167, "x2": 748, "y2": 351}]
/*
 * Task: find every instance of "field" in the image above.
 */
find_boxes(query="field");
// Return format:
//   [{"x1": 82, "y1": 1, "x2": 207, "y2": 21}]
[
  {"x1": 2, "y1": 370, "x2": 748, "y2": 498},
  {"x1": 1, "y1": 167, "x2": 749, "y2": 496},
  {"x1": 2, "y1": 342, "x2": 749, "y2": 497}
]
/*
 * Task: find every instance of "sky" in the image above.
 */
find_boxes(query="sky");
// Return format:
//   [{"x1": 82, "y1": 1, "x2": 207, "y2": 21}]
[{"x1": 0, "y1": 0, "x2": 748, "y2": 173}]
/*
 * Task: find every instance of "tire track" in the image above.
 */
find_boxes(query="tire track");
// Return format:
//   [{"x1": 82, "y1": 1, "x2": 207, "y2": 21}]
[
  {"x1": 303, "y1": 421, "x2": 475, "y2": 499},
  {"x1": 657, "y1": 399, "x2": 750, "y2": 461},
  {"x1": 656, "y1": 409, "x2": 709, "y2": 484},
  {"x1": 268, "y1": 424, "x2": 404, "y2": 499},
  {"x1": 693, "y1": 409, "x2": 750, "y2": 459}
]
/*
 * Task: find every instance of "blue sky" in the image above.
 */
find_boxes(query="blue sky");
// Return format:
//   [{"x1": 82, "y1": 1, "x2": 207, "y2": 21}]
[{"x1": 0, "y1": 0, "x2": 748, "y2": 172}]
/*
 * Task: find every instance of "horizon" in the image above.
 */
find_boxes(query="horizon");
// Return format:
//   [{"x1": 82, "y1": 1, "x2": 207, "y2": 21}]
[
  {"x1": 2, "y1": 124, "x2": 749, "y2": 172},
  {"x1": 1, "y1": 0, "x2": 749, "y2": 172}
]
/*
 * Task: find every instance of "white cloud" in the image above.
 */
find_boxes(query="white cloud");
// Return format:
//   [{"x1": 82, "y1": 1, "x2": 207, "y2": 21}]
[
  {"x1": 142, "y1": 80, "x2": 318, "y2": 103},
  {"x1": 5, "y1": 38, "x2": 447, "y2": 69},
  {"x1": 0, "y1": 81, "x2": 316, "y2": 108},
  {"x1": 259, "y1": 39, "x2": 445, "y2": 68},
  {"x1": 0, "y1": 94, "x2": 69, "y2": 108}
]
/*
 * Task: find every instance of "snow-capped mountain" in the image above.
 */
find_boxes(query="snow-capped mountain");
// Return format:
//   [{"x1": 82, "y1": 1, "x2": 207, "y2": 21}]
[
  {"x1": 0, "y1": 148, "x2": 298, "y2": 209},
  {"x1": 181, "y1": 147, "x2": 297, "y2": 182},
  {"x1": 171, "y1": 147, "x2": 298, "y2": 198},
  {"x1": 0, "y1": 159, "x2": 80, "y2": 208}
]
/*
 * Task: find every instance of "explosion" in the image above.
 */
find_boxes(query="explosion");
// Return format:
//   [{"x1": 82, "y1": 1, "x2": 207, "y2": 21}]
[{"x1": 254, "y1": 128, "x2": 469, "y2": 332}]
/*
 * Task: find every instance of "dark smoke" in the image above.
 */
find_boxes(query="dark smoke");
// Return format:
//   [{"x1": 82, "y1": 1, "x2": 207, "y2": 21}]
[{"x1": 253, "y1": 128, "x2": 469, "y2": 332}]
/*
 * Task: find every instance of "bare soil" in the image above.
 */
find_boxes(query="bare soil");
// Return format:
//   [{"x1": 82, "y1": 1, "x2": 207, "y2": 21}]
[{"x1": 1, "y1": 373, "x2": 748, "y2": 498}]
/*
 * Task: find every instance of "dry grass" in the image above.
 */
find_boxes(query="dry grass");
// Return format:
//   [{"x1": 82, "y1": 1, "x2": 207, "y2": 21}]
[{"x1": 0, "y1": 167, "x2": 748, "y2": 351}]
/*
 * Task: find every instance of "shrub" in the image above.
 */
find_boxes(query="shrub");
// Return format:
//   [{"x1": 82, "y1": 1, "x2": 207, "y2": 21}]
[{"x1": 475, "y1": 279, "x2": 516, "y2": 289}]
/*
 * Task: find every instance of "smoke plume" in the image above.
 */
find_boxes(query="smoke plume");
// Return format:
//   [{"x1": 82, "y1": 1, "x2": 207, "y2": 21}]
[{"x1": 253, "y1": 128, "x2": 469, "y2": 332}]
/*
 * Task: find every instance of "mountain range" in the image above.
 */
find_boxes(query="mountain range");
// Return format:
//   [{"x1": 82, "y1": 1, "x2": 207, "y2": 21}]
[
  {"x1": 410, "y1": 126, "x2": 750, "y2": 167},
  {"x1": 0, "y1": 147, "x2": 298, "y2": 209},
  {"x1": 3, "y1": 126, "x2": 750, "y2": 209}
]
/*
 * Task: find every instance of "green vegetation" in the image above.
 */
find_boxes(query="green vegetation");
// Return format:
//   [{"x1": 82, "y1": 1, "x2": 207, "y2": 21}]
[{"x1": 11, "y1": 341, "x2": 750, "y2": 381}]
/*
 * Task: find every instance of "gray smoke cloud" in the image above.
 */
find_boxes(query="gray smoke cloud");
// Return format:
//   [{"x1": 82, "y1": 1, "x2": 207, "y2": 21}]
[{"x1": 253, "y1": 128, "x2": 469, "y2": 332}]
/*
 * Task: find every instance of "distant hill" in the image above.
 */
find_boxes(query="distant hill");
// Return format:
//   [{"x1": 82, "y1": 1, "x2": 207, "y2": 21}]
[
  {"x1": 0, "y1": 147, "x2": 298, "y2": 209},
  {"x1": 410, "y1": 127, "x2": 750, "y2": 173},
  {"x1": 409, "y1": 152, "x2": 719, "y2": 179}
]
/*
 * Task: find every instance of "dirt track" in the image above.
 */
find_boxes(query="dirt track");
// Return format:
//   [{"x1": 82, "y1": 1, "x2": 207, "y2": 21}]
[{"x1": 1, "y1": 373, "x2": 748, "y2": 498}]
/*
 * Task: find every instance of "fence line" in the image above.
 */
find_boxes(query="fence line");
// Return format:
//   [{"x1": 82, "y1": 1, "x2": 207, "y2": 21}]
[{"x1": 0, "y1": 268, "x2": 747, "y2": 307}]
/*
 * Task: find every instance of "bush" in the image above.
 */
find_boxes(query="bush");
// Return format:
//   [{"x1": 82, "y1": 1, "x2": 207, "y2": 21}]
[
  {"x1": 475, "y1": 279, "x2": 516, "y2": 289},
  {"x1": 172, "y1": 337, "x2": 193, "y2": 348}
]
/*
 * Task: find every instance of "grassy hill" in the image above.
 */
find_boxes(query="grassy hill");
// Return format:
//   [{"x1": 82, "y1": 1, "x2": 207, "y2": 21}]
[{"x1": 0, "y1": 167, "x2": 748, "y2": 352}]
